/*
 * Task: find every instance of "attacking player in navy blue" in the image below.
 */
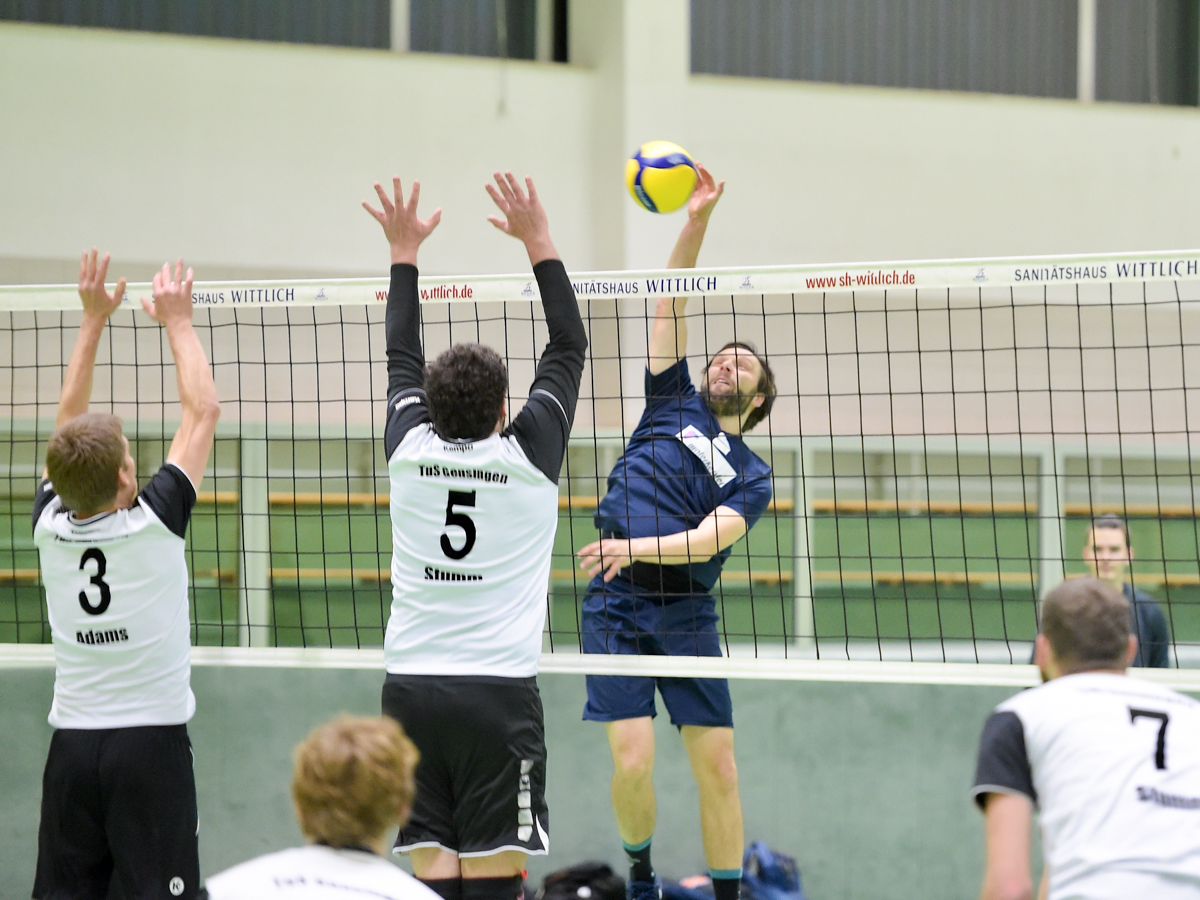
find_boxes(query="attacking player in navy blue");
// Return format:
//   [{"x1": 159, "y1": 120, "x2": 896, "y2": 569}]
[{"x1": 576, "y1": 166, "x2": 775, "y2": 900}]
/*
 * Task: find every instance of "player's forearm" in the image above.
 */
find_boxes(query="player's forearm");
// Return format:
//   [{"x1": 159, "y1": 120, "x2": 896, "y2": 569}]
[
  {"x1": 165, "y1": 322, "x2": 220, "y2": 424},
  {"x1": 648, "y1": 296, "x2": 688, "y2": 371},
  {"x1": 386, "y1": 263, "x2": 425, "y2": 399},
  {"x1": 979, "y1": 873, "x2": 1033, "y2": 900},
  {"x1": 530, "y1": 259, "x2": 587, "y2": 411},
  {"x1": 629, "y1": 509, "x2": 747, "y2": 565},
  {"x1": 629, "y1": 529, "x2": 720, "y2": 565},
  {"x1": 56, "y1": 314, "x2": 108, "y2": 426},
  {"x1": 667, "y1": 214, "x2": 710, "y2": 270}
]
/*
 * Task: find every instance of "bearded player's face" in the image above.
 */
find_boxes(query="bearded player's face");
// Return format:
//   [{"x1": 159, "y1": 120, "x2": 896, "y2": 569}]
[{"x1": 702, "y1": 346, "x2": 763, "y2": 418}]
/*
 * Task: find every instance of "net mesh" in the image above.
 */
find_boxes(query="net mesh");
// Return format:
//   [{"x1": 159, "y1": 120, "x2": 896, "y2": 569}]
[{"x1": 3, "y1": 259, "x2": 1200, "y2": 668}]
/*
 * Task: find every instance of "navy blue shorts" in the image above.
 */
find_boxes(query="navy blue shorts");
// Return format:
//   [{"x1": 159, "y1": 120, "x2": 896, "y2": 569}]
[{"x1": 580, "y1": 574, "x2": 733, "y2": 728}]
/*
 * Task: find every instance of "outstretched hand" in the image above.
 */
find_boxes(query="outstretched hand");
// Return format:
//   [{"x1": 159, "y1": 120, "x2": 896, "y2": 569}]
[
  {"x1": 687, "y1": 162, "x2": 725, "y2": 223},
  {"x1": 486, "y1": 172, "x2": 557, "y2": 265},
  {"x1": 141, "y1": 259, "x2": 195, "y2": 329},
  {"x1": 77, "y1": 248, "x2": 126, "y2": 320},
  {"x1": 363, "y1": 177, "x2": 442, "y2": 266}
]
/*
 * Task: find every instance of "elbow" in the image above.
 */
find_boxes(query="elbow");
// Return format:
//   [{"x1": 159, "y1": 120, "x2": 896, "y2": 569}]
[{"x1": 197, "y1": 398, "x2": 222, "y2": 424}]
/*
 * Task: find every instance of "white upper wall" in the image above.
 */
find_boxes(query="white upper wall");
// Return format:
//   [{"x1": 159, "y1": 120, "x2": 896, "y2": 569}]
[{"x1": 1, "y1": 2, "x2": 1198, "y2": 284}]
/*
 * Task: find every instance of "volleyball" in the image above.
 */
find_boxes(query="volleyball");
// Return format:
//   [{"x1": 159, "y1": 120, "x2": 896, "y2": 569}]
[{"x1": 625, "y1": 141, "x2": 698, "y2": 213}]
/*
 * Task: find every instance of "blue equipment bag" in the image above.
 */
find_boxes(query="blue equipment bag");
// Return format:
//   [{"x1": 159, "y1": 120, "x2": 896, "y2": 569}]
[{"x1": 741, "y1": 841, "x2": 805, "y2": 900}]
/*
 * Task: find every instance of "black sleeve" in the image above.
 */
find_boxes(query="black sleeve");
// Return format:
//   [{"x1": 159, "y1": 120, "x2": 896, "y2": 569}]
[
  {"x1": 383, "y1": 263, "x2": 431, "y2": 459},
  {"x1": 507, "y1": 259, "x2": 588, "y2": 483},
  {"x1": 972, "y1": 710, "x2": 1036, "y2": 810},
  {"x1": 138, "y1": 464, "x2": 197, "y2": 539},
  {"x1": 31, "y1": 478, "x2": 57, "y2": 529}
]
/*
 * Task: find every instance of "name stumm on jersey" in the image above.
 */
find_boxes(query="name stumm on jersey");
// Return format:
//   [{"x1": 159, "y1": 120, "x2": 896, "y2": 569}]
[
  {"x1": 76, "y1": 628, "x2": 129, "y2": 645},
  {"x1": 1137, "y1": 786, "x2": 1200, "y2": 809},
  {"x1": 418, "y1": 464, "x2": 509, "y2": 484},
  {"x1": 424, "y1": 566, "x2": 483, "y2": 582}
]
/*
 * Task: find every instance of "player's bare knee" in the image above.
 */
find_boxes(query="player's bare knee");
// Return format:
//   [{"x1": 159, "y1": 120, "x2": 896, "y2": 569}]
[{"x1": 612, "y1": 741, "x2": 654, "y2": 780}]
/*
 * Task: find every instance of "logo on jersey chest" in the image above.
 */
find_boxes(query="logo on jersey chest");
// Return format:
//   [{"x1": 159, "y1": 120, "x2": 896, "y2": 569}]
[{"x1": 676, "y1": 425, "x2": 736, "y2": 487}]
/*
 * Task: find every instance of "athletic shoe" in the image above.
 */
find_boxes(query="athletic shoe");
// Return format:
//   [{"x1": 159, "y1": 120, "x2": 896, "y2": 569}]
[{"x1": 627, "y1": 877, "x2": 663, "y2": 900}]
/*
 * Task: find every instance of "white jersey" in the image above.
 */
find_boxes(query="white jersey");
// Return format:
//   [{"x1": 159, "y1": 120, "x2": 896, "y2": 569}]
[
  {"x1": 204, "y1": 844, "x2": 441, "y2": 900},
  {"x1": 33, "y1": 464, "x2": 197, "y2": 729},
  {"x1": 385, "y1": 422, "x2": 559, "y2": 677},
  {"x1": 973, "y1": 673, "x2": 1200, "y2": 900}
]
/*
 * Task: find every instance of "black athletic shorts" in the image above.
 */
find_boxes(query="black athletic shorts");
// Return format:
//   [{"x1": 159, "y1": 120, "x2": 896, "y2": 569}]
[
  {"x1": 34, "y1": 724, "x2": 200, "y2": 900},
  {"x1": 382, "y1": 674, "x2": 549, "y2": 858}
]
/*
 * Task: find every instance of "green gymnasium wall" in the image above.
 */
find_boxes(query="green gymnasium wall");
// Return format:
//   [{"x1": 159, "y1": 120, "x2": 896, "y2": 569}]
[{"x1": 1, "y1": 664, "x2": 1030, "y2": 900}]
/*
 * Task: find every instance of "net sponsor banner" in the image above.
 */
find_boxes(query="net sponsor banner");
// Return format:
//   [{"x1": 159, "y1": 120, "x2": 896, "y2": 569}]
[{"x1": 2, "y1": 249, "x2": 1198, "y2": 311}]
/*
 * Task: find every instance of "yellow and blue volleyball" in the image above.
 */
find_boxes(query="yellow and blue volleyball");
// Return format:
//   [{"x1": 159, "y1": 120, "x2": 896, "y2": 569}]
[{"x1": 625, "y1": 141, "x2": 698, "y2": 213}]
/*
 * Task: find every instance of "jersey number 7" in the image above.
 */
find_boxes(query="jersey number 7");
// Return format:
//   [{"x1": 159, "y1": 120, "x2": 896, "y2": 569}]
[{"x1": 1129, "y1": 707, "x2": 1170, "y2": 770}]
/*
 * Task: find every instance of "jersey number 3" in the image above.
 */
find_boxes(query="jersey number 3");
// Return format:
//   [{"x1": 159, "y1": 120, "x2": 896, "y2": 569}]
[
  {"x1": 78, "y1": 548, "x2": 112, "y2": 616},
  {"x1": 440, "y1": 490, "x2": 477, "y2": 560}
]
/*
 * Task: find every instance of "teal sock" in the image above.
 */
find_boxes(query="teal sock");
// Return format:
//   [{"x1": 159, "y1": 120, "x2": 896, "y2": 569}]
[
  {"x1": 710, "y1": 869, "x2": 741, "y2": 900},
  {"x1": 623, "y1": 837, "x2": 654, "y2": 883}
]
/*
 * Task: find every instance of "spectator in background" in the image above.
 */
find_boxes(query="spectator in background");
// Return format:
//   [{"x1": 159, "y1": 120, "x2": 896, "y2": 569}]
[
  {"x1": 202, "y1": 716, "x2": 438, "y2": 900},
  {"x1": 1082, "y1": 514, "x2": 1170, "y2": 668}
]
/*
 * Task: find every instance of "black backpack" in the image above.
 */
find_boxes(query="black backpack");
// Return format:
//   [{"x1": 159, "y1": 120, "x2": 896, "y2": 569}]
[{"x1": 537, "y1": 862, "x2": 627, "y2": 900}]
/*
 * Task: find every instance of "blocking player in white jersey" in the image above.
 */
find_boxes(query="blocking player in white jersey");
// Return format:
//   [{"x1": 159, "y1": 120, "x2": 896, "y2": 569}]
[
  {"x1": 32, "y1": 252, "x2": 221, "y2": 900},
  {"x1": 973, "y1": 577, "x2": 1200, "y2": 900},
  {"x1": 203, "y1": 715, "x2": 440, "y2": 900},
  {"x1": 361, "y1": 173, "x2": 586, "y2": 900}
]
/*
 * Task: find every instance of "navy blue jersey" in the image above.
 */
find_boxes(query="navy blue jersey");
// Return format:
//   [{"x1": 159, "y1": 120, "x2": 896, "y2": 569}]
[{"x1": 595, "y1": 359, "x2": 772, "y2": 591}]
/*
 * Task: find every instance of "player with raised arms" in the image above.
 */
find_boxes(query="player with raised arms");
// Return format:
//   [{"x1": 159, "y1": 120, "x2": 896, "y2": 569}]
[
  {"x1": 202, "y1": 715, "x2": 438, "y2": 900},
  {"x1": 974, "y1": 578, "x2": 1200, "y2": 900},
  {"x1": 575, "y1": 166, "x2": 775, "y2": 900},
  {"x1": 32, "y1": 251, "x2": 221, "y2": 900},
  {"x1": 362, "y1": 172, "x2": 586, "y2": 900}
]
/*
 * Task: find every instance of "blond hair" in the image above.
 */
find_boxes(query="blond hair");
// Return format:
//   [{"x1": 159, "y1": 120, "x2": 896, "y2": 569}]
[
  {"x1": 291, "y1": 715, "x2": 419, "y2": 848},
  {"x1": 45, "y1": 413, "x2": 125, "y2": 513}
]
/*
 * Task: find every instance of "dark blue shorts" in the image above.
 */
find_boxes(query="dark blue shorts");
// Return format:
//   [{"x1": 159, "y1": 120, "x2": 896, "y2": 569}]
[{"x1": 580, "y1": 574, "x2": 733, "y2": 728}]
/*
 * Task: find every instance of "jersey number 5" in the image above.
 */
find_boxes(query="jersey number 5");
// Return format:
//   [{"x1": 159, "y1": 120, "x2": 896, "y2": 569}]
[
  {"x1": 441, "y1": 491, "x2": 477, "y2": 560},
  {"x1": 78, "y1": 548, "x2": 112, "y2": 616},
  {"x1": 1129, "y1": 707, "x2": 1170, "y2": 770}
]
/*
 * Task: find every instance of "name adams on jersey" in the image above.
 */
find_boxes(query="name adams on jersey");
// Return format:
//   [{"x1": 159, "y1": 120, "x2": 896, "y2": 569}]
[{"x1": 32, "y1": 463, "x2": 198, "y2": 730}]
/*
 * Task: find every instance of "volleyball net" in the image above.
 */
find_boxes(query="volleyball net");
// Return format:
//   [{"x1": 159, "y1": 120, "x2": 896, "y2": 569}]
[{"x1": 3, "y1": 250, "x2": 1200, "y2": 678}]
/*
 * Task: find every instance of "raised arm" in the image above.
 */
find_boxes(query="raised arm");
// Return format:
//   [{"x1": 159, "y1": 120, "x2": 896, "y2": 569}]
[
  {"x1": 363, "y1": 177, "x2": 442, "y2": 405},
  {"x1": 489, "y1": 172, "x2": 587, "y2": 482},
  {"x1": 56, "y1": 248, "x2": 127, "y2": 429},
  {"x1": 141, "y1": 261, "x2": 220, "y2": 490},
  {"x1": 647, "y1": 163, "x2": 725, "y2": 376}
]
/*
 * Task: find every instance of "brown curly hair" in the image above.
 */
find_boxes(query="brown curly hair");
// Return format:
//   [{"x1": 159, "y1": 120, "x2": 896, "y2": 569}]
[{"x1": 425, "y1": 343, "x2": 508, "y2": 440}]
